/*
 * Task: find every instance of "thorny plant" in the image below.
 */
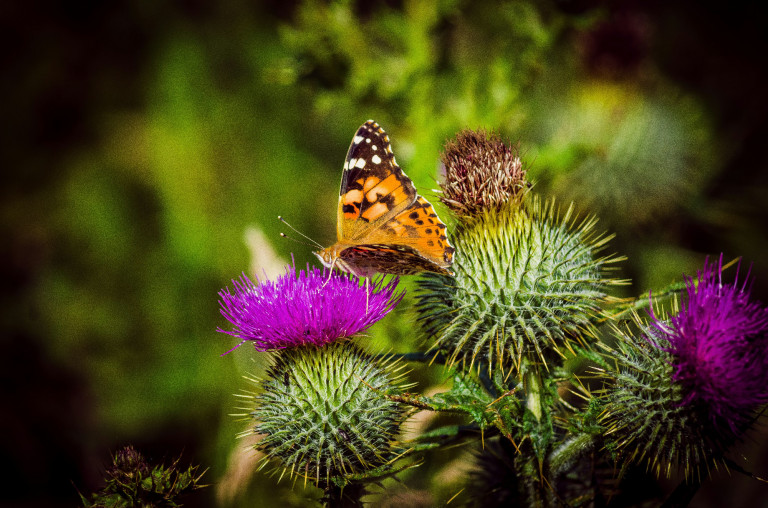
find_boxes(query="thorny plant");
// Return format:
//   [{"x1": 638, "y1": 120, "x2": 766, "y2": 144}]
[{"x1": 214, "y1": 128, "x2": 768, "y2": 507}]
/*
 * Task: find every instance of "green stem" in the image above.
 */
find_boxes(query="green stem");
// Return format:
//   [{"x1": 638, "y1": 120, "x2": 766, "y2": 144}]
[
  {"x1": 515, "y1": 440, "x2": 547, "y2": 508},
  {"x1": 516, "y1": 358, "x2": 550, "y2": 506},
  {"x1": 523, "y1": 360, "x2": 543, "y2": 422},
  {"x1": 549, "y1": 433, "x2": 595, "y2": 476}
]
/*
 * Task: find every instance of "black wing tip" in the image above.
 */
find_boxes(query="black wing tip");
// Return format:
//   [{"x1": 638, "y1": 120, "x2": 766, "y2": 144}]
[{"x1": 359, "y1": 119, "x2": 384, "y2": 132}]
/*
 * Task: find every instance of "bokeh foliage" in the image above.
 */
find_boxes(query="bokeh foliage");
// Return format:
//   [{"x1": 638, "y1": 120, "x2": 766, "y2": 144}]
[{"x1": 3, "y1": 0, "x2": 768, "y2": 506}]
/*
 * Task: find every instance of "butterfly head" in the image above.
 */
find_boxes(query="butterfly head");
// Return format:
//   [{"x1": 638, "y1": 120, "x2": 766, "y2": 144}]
[
  {"x1": 314, "y1": 245, "x2": 339, "y2": 271},
  {"x1": 315, "y1": 244, "x2": 373, "y2": 278}
]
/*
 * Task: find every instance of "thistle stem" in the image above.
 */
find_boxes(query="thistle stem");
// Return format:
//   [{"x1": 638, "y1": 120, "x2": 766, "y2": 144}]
[
  {"x1": 523, "y1": 360, "x2": 543, "y2": 422},
  {"x1": 515, "y1": 440, "x2": 548, "y2": 507}
]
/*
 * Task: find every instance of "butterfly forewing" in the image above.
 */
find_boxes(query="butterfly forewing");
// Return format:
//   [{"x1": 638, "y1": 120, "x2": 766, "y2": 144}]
[
  {"x1": 337, "y1": 121, "x2": 417, "y2": 242},
  {"x1": 319, "y1": 120, "x2": 454, "y2": 277}
]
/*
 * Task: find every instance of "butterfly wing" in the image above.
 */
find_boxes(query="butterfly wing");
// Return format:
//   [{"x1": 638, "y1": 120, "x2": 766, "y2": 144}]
[
  {"x1": 337, "y1": 243, "x2": 453, "y2": 276},
  {"x1": 378, "y1": 195, "x2": 454, "y2": 268},
  {"x1": 337, "y1": 120, "x2": 417, "y2": 242},
  {"x1": 323, "y1": 120, "x2": 454, "y2": 277}
]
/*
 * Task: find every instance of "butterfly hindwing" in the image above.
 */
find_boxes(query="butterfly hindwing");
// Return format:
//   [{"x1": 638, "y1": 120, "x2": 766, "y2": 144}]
[
  {"x1": 388, "y1": 196, "x2": 454, "y2": 266},
  {"x1": 338, "y1": 243, "x2": 451, "y2": 276}
]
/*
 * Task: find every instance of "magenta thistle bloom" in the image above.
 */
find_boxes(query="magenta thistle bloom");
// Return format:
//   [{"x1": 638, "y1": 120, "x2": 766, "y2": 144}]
[
  {"x1": 650, "y1": 255, "x2": 768, "y2": 430},
  {"x1": 218, "y1": 263, "x2": 403, "y2": 352}
]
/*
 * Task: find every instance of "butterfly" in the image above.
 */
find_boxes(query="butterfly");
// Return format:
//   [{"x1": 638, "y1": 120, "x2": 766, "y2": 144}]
[{"x1": 314, "y1": 120, "x2": 454, "y2": 278}]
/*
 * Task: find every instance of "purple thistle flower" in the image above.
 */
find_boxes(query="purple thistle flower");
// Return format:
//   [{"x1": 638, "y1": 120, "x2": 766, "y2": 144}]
[
  {"x1": 217, "y1": 263, "x2": 403, "y2": 352},
  {"x1": 650, "y1": 255, "x2": 768, "y2": 430}
]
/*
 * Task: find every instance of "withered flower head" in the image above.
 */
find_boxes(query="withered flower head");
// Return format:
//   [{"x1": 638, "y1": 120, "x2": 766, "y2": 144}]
[{"x1": 439, "y1": 129, "x2": 528, "y2": 217}]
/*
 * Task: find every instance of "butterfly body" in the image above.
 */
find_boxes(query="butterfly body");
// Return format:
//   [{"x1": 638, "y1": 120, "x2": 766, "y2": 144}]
[{"x1": 315, "y1": 120, "x2": 454, "y2": 278}]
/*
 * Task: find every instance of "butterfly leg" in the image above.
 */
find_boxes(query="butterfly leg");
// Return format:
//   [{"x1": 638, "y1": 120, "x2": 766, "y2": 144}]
[{"x1": 322, "y1": 257, "x2": 338, "y2": 288}]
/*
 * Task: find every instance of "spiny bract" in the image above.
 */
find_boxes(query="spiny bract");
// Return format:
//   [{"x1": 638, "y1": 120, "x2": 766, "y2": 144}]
[
  {"x1": 597, "y1": 325, "x2": 739, "y2": 479},
  {"x1": 242, "y1": 342, "x2": 410, "y2": 485},
  {"x1": 416, "y1": 197, "x2": 618, "y2": 375}
]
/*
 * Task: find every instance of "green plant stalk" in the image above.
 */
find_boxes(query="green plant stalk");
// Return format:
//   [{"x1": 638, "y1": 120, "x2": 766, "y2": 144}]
[
  {"x1": 549, "y1": 432, "x2": 596, "y2": 476},
  {"x1": 517, "y1": 356, "x2": 551, "y2": 506},
  {"x1": 515, "y1": 440, "x2": 548, "y2": 508},
  {"x1": 523, "y1": 358, "x2": 543, "y2": 422}
]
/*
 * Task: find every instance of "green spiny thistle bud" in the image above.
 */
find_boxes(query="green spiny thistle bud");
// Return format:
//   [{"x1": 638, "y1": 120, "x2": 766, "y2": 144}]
[
  {"x1": 240, "y1": 342, "x2": 410, "y2": 486},
  {"x1": 596, "y1": 322, "x2": 737, "y2": 479},
  {"x1": 416, "y1": 197, "x2": 619, "y2": 376},
  {"x1": 79, "y1": 446, "x2": 207, "y2": 507}
]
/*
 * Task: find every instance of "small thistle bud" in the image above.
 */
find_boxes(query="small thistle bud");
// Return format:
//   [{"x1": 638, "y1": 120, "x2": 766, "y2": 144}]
[
  {"x1": 243, "y1": 342, "x2": 410, "y2": 485},
  {"x1": 416, "y1": 197, "x2": 618, "y2": 375},
  {"x1": 598, "y1": 256, "x2": 768, "y2": 478},
  {"x1": 110, "y1": 445, "x2": 150, "y2": 479},
  {"x1": 218, "y1": 262, "x2": 403, "y2": 352},
  {"x1": 439, "y1": 129, "x2": 528, "y2": 217},
  {"x1": 79, "y1": 446, "x2": 207, "y2": 506}
]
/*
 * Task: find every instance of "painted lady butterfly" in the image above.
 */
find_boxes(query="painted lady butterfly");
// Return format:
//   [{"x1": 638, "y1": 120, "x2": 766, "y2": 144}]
[{"x1": 315, "y1": 120, "x2": 454, "y2": 278}]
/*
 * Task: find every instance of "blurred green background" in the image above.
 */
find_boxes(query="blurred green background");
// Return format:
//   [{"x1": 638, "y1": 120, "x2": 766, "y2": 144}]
[{"x1": 2, "y1": 0, "x2": 768, "y2": 506}]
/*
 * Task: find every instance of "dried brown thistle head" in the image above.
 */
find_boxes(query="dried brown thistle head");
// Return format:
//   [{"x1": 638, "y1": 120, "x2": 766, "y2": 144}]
[{"x1": 439, "y1": 129, "x2": 528, "y2": 217}]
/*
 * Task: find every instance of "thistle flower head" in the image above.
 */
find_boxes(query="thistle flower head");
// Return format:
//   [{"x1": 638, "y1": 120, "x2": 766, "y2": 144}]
[
  {"x1": 439, "y1": 129, "x2": 528, "y2": 217},
  {"x1": 598, "y1": 319, "x2": 748, "y2": 479},
  {"x1": 218, "y1": 262, "x2": 403, "y2": 351},
  {"x1": 416, "y1": 197, "x2": 620, "y2": 376},
  {"x1": 109, "y1": 445, "x2": 150, "y2": 480},
  {"x1": 598, "y1": 256, "x2": 768, "y2": 479},
  {"x1": 243, "y1": 342, "x2": 410, "y2": 485},
  {"x1": 650, "y1": 256, "x2": 768, "y2": 430}
]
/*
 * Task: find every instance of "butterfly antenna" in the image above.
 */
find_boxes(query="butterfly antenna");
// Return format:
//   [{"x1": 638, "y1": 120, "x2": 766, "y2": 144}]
[
  {"x1": 279, "y1": 232, "x2": 318, "y2": 249},
  {"x1": 277, "y1": 216, "x2": 322, "y2": 249}
]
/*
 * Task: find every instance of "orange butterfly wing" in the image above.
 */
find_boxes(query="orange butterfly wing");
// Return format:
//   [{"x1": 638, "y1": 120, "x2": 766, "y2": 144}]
[
  {"x1": 336, "y1": 121, "x2": 416, "y2": 241},
  {"x1": 316, "y1": 120, "x2": 453, "y2": 277}
]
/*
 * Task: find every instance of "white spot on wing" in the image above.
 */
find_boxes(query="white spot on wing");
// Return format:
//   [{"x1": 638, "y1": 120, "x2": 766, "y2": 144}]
[
  {"x1": 371, "y1": 154, "x2": 382, "y2": 164},
  {"x1": 355, "y1": 158, "x2": 366, "y2": 169},
  {"x1": 366, "y1": 138, "x2": 371, "y2": 143},
  {"x1": 353, "y1": 135, "x2": 364, "y2": 144},
  {"x1": 372, "y1": 145, "x2": 378, "y2": 151},
  {"x1": 348, "y1": 158, "x2": 356, "y2": 168}
]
